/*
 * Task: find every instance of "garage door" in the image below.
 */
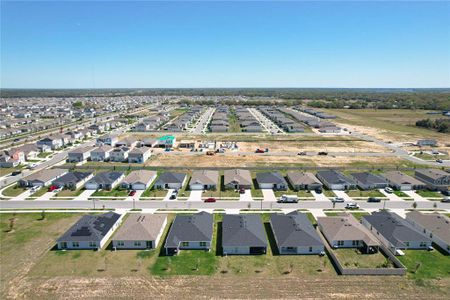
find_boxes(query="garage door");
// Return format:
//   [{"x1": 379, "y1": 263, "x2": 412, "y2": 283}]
[
  {"x1": 132, "y1": 183, "x2": 147, "y2": 190},
  {"x1": 190, "y1": 184, "x2": 203, "y2": 190}
]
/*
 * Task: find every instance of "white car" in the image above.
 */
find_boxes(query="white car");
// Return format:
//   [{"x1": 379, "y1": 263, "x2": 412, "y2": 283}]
[
  {"x1": 345, "y1": 203, "x2": 360, "y2": 209},
  {"x1": 384, "y1": 187, "x2": 394, "y2": 193},
  {"x1": 332, "y1": 197, "x2": 345, "y2": 203}
]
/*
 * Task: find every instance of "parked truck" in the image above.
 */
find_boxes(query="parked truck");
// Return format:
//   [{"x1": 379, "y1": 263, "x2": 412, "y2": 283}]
[{"x1": 278, "y1": 194, "x2": 299, "y2": 203}]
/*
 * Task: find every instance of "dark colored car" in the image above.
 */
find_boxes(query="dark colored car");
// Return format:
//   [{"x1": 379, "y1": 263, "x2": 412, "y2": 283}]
[
  {"x1": 367, "y1": 197, "x2": 381, "y2": 203},
  {"x1": 11, "y1": 171, "x2": 22, "y2": 176},
  {"x1": 204, "y1": 197, "x2": 216, "y2": 203},
  {"x1": 441, "y1": 190, "x2": 450, "y2": 196},
  {"x1": 239, "y1": 188, "x2": 245, "y2": 194},
  {"x1": 318, "y1": 151, "x2": 328, "y2": 156},
  {"x1": 128, "y1": 190, "x2": 136, "y2": 196},
  {"x1": 315, "y1": 188, "x2": 323, "y2": 194}
]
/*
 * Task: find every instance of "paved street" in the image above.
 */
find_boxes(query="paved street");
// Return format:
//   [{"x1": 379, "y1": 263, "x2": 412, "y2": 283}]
[
  {"x1": 403, "y1": 190, "x2": 429, "y2": 202},
  {"x1": 190, "y1": 107, "x2": 215, "y2": 134},
  {"x1": 247, "y1": 108, "x2": 284, "y2": 134},
  {"x1": 333, "y1": 190, "x2": 353, "y2": 202}
]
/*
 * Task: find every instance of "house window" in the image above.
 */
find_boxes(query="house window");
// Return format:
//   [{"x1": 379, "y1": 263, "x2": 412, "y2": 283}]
[
  {"x1": 134, "y1": 241, "x2": 142, "y2": 247},
  {"x1": 309, "y1": 247, "x2": 313, "y2": 252},
  {"x1": 72, "y1": 242, "x2": 80, "y2": 248},
  {"x1": 337, "y1": 241, "x2": 344, "y2": 246},
  {"x1": 405, "y1": 242, "x2": 410, "y2": 247},
  {"x1": 89, "y1": 242, "x2": 97, "y2": 248},
  {"x1": 352, "y1": 240, "x2": 359, "y2": 246},
  {"x1": 419, "y1": 242, "x2": 427, "y2": 247},
  {"x1": 117, "y1": 241, "x2": 124, "y2": 246},
  {"x1": 430, "y1": 233, "x2": 433, "y2": 238},
  {"x1": 199, "y1": 242, "x2": 207, "y2": 247},
  {"x1": 181, "y1": 241, "x2": 189, "y2": 247}
]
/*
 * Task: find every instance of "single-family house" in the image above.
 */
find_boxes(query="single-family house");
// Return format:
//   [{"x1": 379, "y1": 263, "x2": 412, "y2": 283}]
[
  {"x1": 189, "y1": 170, "x2": 219, "y2": 190},
  {"x1": 18, "y1": 168, "x2": 67, "y2": 187},
  {"x1": 96, "y1": 134, "x2": 118, "y2": 146},
  {"x1": 316, "y1": 170, "x2": 356, "y2": 190},
  {"x1": 128, "y1": 147, "x2": 152, "y2": 163},
  {"x1": 52, "y1": 171, "x2": 94, "y2": 190},
  {"x1": 90, "y1": 145, "x2": 113, "y2": 161},
  {"x1": 67, "y1": 147, "x2": 92, "y2": 163},
  {"x1": 361, "y1": 211, "x2": 432, "y2": 254},
  {"x1": 37, "y1": 136, "x2": 63, "y2": 150},
  {"x1": 270, "y1": 212, "x2": 324, "y2": 255},
  {"x1": 154, "y1": 172, "x2": 187, "y2": 190},
  {"x1": 112, "y1": 214, "x2": 168, "y2": 250},
  {"x1": 109, "y1": 147, "x2": 130, "y2": 162},
  {"x1": 414, "y1": 169, "x2": 450, "y2": 191},
  {"x1": 84, "y1": 172, "x2": 124, "y2": 190},
  {"x1": 382, "y1": 171, "x2": 426, "y2": 191},
  {"x1": 256, "y1": 172, "x2": 287, "y2": 190},
  {"x1": 223, "y1": 169, "x2": 252, "y2": 190},
  {"x1": 57, "y1": 212, "x2": 122, "y2": 250},
  {"x1": 164, "y1": 212, "x2": 213, "y2": 255},
  {"x1": 417, "y1": 139, "x2": 437, "y2": 147},
  {"x1": 286, "y1": 171, "x2": 322, "y2": 191},
  {"x1": 120, "y1": 170, "x2": 157, "y2": 190},
  {"x1": 405, "y1": 211, "x2": 450, "y2": 254},
  {"x1": 222, "y1": 214, "x2": 267, "y2": 255},
  {"x1": 351, "y1": 172, "x2": 389, "y2": 190},
  {"x1": 317, "y1": 213, "x2": 380, "y2": 253},
  {"x1": 115, "y1": 138, "x2": 139, "y2": 149}
]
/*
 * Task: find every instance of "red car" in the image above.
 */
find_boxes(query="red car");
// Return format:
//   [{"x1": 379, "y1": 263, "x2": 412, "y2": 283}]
[
  {"x1": 255, "y1": 148, "x2": 265, "y2": 153},
  {"x1": 48, "y1": 185, "x2": 58, "y2": 192},
  {"x1": 204, "y1": 197, "x2": 216, "y2": 203},
  {"x1": 239, "y1": 188, "x2": 245, "y2": 194},
  {"x1": 128, "y1": 190, "x2": 136, "y2": 196}
]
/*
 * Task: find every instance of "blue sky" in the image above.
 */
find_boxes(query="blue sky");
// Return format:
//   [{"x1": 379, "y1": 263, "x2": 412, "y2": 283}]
[{"x1": 1, "y1": 1, "x2": 449, "y2": 88}]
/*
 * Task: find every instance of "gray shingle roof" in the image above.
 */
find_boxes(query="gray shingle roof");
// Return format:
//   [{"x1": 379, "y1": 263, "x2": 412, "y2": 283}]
[
  {"x1": 155, "y1": 172, "x2": 186, "y2": 185},
  {"x1": 53, "y1": 171, "x2": 92, "y2": 185},
  {"x1": 256, "y1": 172, "x2": 287, "y2": 185},
  {"x1": 57, "y1": 212, "x2": 121, "y2": 243},
  {"x1": 351, "y1": 172, "x2": 388, "y2": 185},
  {"x1": 88, "y1": 172, "x2": 123, "y2": 185},
  {"x1": 316, "y1": 170, "x2": 355, "y2": 185},
  {"x1": 165, "y1": 212, "x2": 213, "y2": 248},
  {"x1": 270, "y1": 212, "x2": 323, "y2": 248},
  {"x1": 222, "y1": 214, "x2": 267, "y2": 248},
  {"x1": 362, "y1": 211, "x2": 431, "y2": 247}
]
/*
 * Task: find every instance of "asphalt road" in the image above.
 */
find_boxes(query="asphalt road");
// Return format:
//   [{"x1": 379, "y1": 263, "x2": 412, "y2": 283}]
[
  {"x1": 191, "y1": 107, "x2": 215, "y2": 134},
  {"x1": 1, "y1": 199, "x2": 449, "y2": 210}
]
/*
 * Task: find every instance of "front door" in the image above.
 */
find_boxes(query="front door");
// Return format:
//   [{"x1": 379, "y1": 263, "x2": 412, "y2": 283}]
[{"x1": 146, "y1": 241, "x2": 152, "y2": 249}]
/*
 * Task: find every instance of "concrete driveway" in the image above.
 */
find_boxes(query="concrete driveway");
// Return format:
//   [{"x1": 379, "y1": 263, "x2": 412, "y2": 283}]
[
  {"x1": 36, "y1": 191, "x2": 55, "y2": 201},
  {"x1": 311, "y1": 190, "x2": 330, "y2": 202},
  {"x1": 379, "y1": 189, "x2": 404, "y2": 201},
  {"x1": 333, "y1": 190, "x2": 353, "y2": 202},
  {"x1": 262, "y1": 189, "x2": 277, "y2": 202},
  {"x1": 187, "y1": 190, "x2": 203, "y2": 202},
  {"x1": 403, "y1": 190, "x2": 429, "y2": 202},
  {"x1": 74, "y1": 189, "x2": 96, "y2": 201},
  {"x1": 11, "y1": 189, "x2": 33, "y2": 201},
  {"x1": 162, "y1": 189, "x2": 175, "y2": 201},
  {"x1": 308, "y1": 209, "x2": 326, "y2": 219},
  {"x1": 239, "y1": 189, "x2": 253, "y2": 201}
]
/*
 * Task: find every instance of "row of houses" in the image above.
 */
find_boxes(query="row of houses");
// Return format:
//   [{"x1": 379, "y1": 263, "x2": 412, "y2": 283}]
[
  {"x1": 209, "y1": 106, "x2": 230, "y2": 132},
  {"x1": 286, "y1": 106, "x2": 341, "y2": 132},
  {"x1": 69, "y1": 145, "x2": 152, "y2": 164},
  {"x1": 163, "y1": 106, "x2": 205, "y2": 132},
  {"x1": 258, "y1": 106, "x2": 305, "y2": 133},
  {"x1": 234, "y1": 107, "x2": 263, "y2": 132},
  {"x1": 56, "y1": 211, "x2": 450, "y2": 257}
]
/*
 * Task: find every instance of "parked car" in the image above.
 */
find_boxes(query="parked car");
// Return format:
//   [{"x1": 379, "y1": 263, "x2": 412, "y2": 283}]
[
  {"x1": 441, "y1": 190, "x2": 450, "y2": 196},
  {"x1": 48, "y1": 185, "x2": 58, "y2": 192},
  {"x1": 318, "y1": 151, "x2": 328, "y2": 156},
  {"x1": 345, "y1": 203, "x2": 360, "y2": 209},
  {"x1": 441, "y1": 197, "x2": 450, "y2": 203},
  {"x1": 239, "y1": 188, "x2": 246, "y2": 194},
  {"x1": 30, "y1": 186, "x2": 41, "y2": 193},
  {"x1": 128, "y1": 190, "x2": 136, "y2": 196},
  {"x1": 384, "y1": 187, "x2": 394, "y2": 193},
  {"x1": 332, "y1": 197, "x2": 345, "y2": 203},
  {"x1": 204, "y1": 197, "x2": 216, "y2": 203},
  {"x1": 255, "y1": 148, "x2": 265, "y2": 153},
  {"x1": 169, "y1": 190, "x2": 178, "y2": 200},
  {"x1": 11, "y1": 170, "x2": 22, "y2": 176},
  {"x1": 436, "y1": 159, "x2": 443, "y2": 163},
  {"x1": 367, "y1": 197, "x2": 381, "y2": 202},
  {"x1": 315, "y1": 188, "x2": 322, "y2": 194},
  {"x1": 27, "y1": 163, "x2": 37, "y2": 169},
  {"x1": 297, "y1": 152, "x2": 306, "y2": 156}
]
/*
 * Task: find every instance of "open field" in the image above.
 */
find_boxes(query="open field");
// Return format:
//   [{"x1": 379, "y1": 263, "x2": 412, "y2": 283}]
[
  {"x1": 1, "y1": 212, "x2": 449, "y2": 299},
  {"x1": 322, "y1": 109, "x2": 449, "y2": 143},
  {"x1": 398, "y1": 249, "x2": 450, "y2": 280}
]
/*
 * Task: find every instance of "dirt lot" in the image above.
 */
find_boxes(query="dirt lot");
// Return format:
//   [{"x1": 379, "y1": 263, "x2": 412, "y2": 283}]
[{"x1": 146, "y1": 153, "x2": 408, "y2": 168}]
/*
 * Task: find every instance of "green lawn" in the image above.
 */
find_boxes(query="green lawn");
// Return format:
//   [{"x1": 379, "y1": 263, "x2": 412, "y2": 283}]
[
  {"x1": 37, "y1": 152, "x2": 53, "y2": 158},
  {"x1": 0, "y1": 167, "x2": 18, "y2": 177},
  {"x1": 2, "y1": 184, "x2": 27, "y2": 197},
  {"x1": 346, "y1": 189, "x2": 384, "y2": 198},
  {"x1": 398, "y1": 250, "x2": 450, "y2": 279},
  {"x1": 56, "y1": 188, "x2": 85, "y2": 197},
  {"x1": 30, "y1": 187, "x2": 50, "y2": 198},
  {"x1": 273, "y1": 189, "x2": 313, "y2": 198},
  {"x1": 92, "y1": 187, "x2": 129, "y2": 197},
  {"x1": 416, "y1": 190, "x2": 443, "y2": 198},
  {"x1": 333, "y1": 248, "x2": 395, "y2": 269},
  {"x1": 393, "y1": 190, "x2": 409, "y2": 197},
  {"x1": 151, "y1": 249, "x2": 217, "y2": 276}
]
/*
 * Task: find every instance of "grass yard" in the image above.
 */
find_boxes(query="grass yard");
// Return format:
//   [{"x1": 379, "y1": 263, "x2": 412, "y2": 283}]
[
  {"x1": 333, "y1": 248, "x2": 395, "y2": 269},
  {"x1": 30, "y1": 187, "x2": 50, "y2": 197},
  {"x1": 416, "y1": 190, "x2": 444, "y2": 198},
  {"x1": 151, "y1": 250, "x2": 217, "y2": 276},
  {"x1": 1, "y1": 184, "x2": 27, "y2": 197},
  {"x1": 56, "y1": 188, "x2": 85, "y2": 197},
  {"x1": 346, "y1": 189, "x2": 384, "y2": 198},
  {"x1": 92, "y1": 187, "x2": 129, "y2": 197},
  {"x1": 323, "y1": 190, "x2": 336, "y2": 197},
  {"x1": 142, "y1": 186, "x2": 170, "y2": 197},
  {"x1": 393, "y1": 190, "x2": 409, "y2": 197},
  {"x1": 37, "y1": 152, "x2": 53, "y2": 158},
  {"x1": 398, "y1": 250, "x2": 450, "y2": 280},
  {"x1": 0, "y1": 167, "x2": 18, "y2": 177}
]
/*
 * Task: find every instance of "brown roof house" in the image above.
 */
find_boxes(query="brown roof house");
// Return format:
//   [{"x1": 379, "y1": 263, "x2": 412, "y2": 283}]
[
  {"x1": 287, "y1": 171, "x2": 322, "y2": 191},
  {"x1": 189, "y1": 170, "x2": 219, "y2": 190},
  {"x1": 223, "y1": 169, "x2": 252, "y2": 190}
]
